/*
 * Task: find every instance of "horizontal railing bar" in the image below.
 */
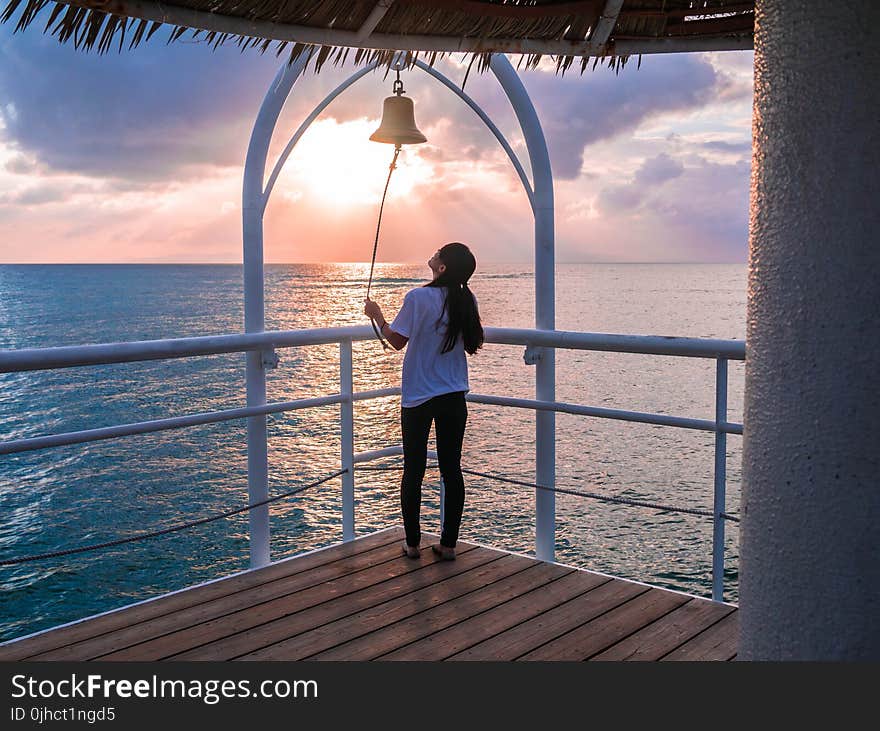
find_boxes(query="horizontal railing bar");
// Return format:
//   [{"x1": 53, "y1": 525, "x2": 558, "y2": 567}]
[
  {"x1": 0, "y1": 389, "x2": 399, "y2": 456},
  {"x1": 354, "y1": 446, "x2": 402, "y2": 464},
  {"x1": 0, "y1": 326, "x2": 377, "y2": 373},
  {"x1": 1, "y1": 386, "x2": 742, "y2": 456},
  {"x1": 467, "y1": 393, "x2": 744, "y2": 434},
  {"x1": 0, "y1": 326, "x2": 744, "y2": 373},
  {"x1": 485, "y1": 327, "x2": 745, "y2": 360},
  {"x1": 353, "y1": 446, "x2": 437, "y2": 464},
  {"x1": 352, "y1": 387, "x2": 400, "y2": 402}
]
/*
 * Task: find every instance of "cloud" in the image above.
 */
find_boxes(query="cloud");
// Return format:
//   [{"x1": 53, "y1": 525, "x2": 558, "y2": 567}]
[
  {"x1": 701, "y1": 139, "x2": 751, "y2": 154},
  {"x1": 3, "y1": 184, "x2": 67, "y2": 205},
  {"x1": 0, "y1": 28, "x2": 281, "y2": 183},
  {"x1": 596, "y1": 184, "x2": 645, "y2": 214},
  {"x1": 515, "y1": 53, "x2": 725, "y2": 180},
  {"x1": 707, "y1": 51, "x2": 755, "y2": 103},
  {"x1": 595, "y1": 153, "x2": 684, "y2": 212},
  {"x1": 4, "y1": 153, "x2": 37, "y2": 174},
  {"x1": 0, "y1": 31, "x2": 508, "y2": 186},
  {"x1": 575, "y1": 153, "x2": 750, "y2": 261},
  {"x1": 634, "y1": 153, "x2": 684, "y2": 185}
]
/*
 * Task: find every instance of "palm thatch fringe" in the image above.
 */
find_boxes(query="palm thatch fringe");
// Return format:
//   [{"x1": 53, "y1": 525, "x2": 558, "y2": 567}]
[{"x1": 0, "y1": 0, "x2": 754, "y2": 75}]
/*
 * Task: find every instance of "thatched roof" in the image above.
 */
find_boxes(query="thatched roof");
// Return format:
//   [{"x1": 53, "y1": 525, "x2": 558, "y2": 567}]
[{"x1": 1, "y1": 0, "x2": 754, "y2": 73}]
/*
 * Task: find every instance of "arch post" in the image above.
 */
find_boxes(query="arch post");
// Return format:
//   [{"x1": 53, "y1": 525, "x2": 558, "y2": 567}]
[
  {"x1": 490, "y1": 55, "x2": 556, "y2": 562},
  {"x1": 242, "y1": 56, "x2": 309, "y2": 569},
  {"x1": 244, "y1": 54, "x2": 555, "y2": 563}
]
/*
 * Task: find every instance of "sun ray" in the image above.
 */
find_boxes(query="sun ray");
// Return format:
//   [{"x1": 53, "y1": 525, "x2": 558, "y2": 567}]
[{"x1": 278, "y1": 118, "x2": 434, "y2": 208}]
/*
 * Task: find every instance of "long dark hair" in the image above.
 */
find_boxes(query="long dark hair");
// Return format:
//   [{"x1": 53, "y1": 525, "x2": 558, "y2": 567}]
[{"x1": 424, "y1": 242, "x2": 484, "y2": 355}]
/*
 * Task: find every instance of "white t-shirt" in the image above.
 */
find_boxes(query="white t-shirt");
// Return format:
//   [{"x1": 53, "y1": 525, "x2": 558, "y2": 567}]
[{"x1": 390, "y1": 286, "x2": 472, "y2": 408}]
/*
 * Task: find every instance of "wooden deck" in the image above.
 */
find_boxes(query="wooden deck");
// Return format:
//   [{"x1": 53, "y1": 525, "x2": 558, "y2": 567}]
[{"x1": 0, "y1": 528, "x2": 737, "y2": 661}]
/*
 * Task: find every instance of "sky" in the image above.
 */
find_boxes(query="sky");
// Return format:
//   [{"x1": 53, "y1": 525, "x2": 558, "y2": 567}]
[{"x1": 0, "y1": 18, "x2": 755, "y2": 264}]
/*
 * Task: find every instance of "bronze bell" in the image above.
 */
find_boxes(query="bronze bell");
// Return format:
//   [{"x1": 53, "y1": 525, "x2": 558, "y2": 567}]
[{"x1": 369, "y1": 71, "x2": 427, "y2": 147}]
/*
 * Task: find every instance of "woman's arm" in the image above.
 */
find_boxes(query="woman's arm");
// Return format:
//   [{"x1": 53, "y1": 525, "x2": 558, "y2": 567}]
[
  {"x1": 364, "y1": 298, "x2": 409, "y2": 351},
  {"x1": 379, "y1": 321, "x2": 409, "y2": 351}
]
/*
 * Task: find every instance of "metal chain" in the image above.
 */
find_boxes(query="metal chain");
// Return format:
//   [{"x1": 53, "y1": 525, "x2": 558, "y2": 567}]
[
  {"x1": 0, "y1": 469, "x2": 347, "y2": 566},
  {"x1": 354, "y1": 463, "x2": 739, "y2": 522}
]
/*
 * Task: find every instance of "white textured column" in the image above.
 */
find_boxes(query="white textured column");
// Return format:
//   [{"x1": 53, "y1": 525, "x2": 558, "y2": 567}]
[{"x1": 740, "y1": 0, "x2": 880, "y2": 659}]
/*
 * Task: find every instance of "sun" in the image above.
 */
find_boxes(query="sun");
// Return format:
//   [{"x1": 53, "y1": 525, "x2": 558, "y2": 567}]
[{"x1": 280, "y1": 117, "x2": 434, "y2": 208}]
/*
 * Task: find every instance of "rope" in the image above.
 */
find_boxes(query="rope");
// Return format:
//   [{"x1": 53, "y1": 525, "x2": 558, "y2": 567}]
[
  {"x1": 462, "y1": 467, "x2": 739, "y2": 522},
  {"x1": 355, "y1": 464, "x2": 430, "y2": 473},
  {"x1": 354, "y1": 463, "x2": 739, "y2": 523},
  {"x1": 0, "y1": 469, "x2": 347, "y2": 566},
  {"x1": 366, "y1": 145, "x2": 402, "y2": 351}
]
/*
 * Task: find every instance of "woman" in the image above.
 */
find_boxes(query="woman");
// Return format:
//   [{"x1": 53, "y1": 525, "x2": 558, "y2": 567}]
[{"x1": 364, "y1": 242, "x2": 484, "y2": 560}]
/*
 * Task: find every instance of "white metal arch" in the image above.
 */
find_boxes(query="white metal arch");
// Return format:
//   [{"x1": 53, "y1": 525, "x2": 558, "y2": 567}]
[
  {"x1": 262, "y1": 60, "x2": 536, "y2": 213},
  {"x1": 241, "y1": 54, "x2": 555, "y2": 568}
]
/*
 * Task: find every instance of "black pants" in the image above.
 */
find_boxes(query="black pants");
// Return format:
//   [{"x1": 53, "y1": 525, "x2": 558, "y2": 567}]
[{"x1": 401, "y1": 391, "x2": 468, "y2": 548}]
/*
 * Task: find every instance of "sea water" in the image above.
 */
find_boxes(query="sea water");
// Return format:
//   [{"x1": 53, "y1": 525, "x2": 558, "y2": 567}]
[{"x1": 0, "y1": 263, "x2": 745, "y2": 640}]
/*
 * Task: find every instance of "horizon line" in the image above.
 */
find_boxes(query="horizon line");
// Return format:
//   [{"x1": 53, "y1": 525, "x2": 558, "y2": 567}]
[{"x1": 0, "y1": 260, "x2": 748, "y2": 266}]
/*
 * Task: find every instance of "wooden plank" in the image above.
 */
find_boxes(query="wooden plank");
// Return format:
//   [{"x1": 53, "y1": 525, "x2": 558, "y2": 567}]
[
  {"x1": 591, "y1": 598, "x2": 735, "y2": 661},
  {"x1": 170, "y1": 546, "x2": 505, "y2": 660},
  {"x1": 660, "y1": 610, "x2": 739, "y2": 661},
  {"x1": 238, "y1": 553, "x2": 538, "y2": 660},
  {"x1": 620, "y1": 4, "x2": 754, "y2": 19},
  {"x1": 32, "y1": 536, "x2": 429, "y2": 661},
  {"x1": 448, "y1": 577, "x2": 648, "y2": 660},
  {"x1": 0, "y1": 527, "x2": 403, "y2": 660},
  {"x1": 94, "y1": 543, "x2": 485, "y2": 661},
  {"x1": 665, "y1": 14, "x2": 754, "y2": 37},
  {"x1": 5, "y1": 522, "x2": 740, "y2": 664},
  {"x1": 311, "y1": 562, "x2": 573, "y2": 661},
  {"x1": 519, "y1": 587, "x2": 690, "y2": 661},
  {"x1": 588, "y1": 0, "x2": 625, "y2": 45},
  {"x1": 398, "y1": 0, "x2": 604, "y2": 21},
  {"x1": 379, "y1": 570, "x2": 612, "y2": 660}
]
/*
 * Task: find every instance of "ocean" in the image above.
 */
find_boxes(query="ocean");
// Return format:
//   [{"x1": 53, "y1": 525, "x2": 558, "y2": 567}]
[{"x1": 0, "y1": 262, "x2": 746, "y2": 641}]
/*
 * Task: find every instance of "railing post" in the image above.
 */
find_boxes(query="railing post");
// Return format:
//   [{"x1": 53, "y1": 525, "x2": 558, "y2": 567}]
[
  {"x1": 340, "y1": 338, "x2": 355, "y2": 541},
  {"x1": 712, "y1": 357, "x2": 728, "y2": 601}
]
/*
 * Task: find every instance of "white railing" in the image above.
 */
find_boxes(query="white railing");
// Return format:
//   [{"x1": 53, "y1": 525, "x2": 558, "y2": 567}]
[{"x1": 0, "y1": 325, "x2": 744, "y2": 601}]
